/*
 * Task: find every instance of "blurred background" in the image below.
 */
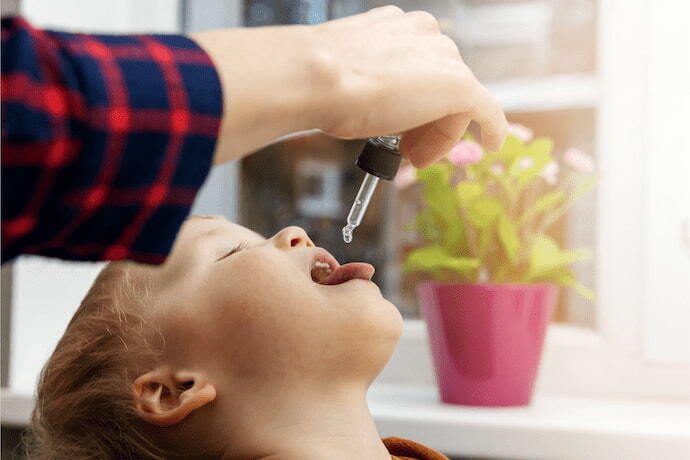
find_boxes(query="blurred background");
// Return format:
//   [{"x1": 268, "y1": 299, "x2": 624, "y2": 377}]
[{"x1": 1, "y1": 0, "x2": 689, "y2": 459}]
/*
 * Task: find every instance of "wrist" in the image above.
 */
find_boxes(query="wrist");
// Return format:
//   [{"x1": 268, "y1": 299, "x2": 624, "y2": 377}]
[{"x1": 190, "y1": 25, "x2": 335, "y2": 164}]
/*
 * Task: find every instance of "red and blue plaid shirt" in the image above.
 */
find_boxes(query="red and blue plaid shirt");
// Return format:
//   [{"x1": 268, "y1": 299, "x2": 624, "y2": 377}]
[{"x1": 1, "y1": 17, "x2": 223, "y2": 264}]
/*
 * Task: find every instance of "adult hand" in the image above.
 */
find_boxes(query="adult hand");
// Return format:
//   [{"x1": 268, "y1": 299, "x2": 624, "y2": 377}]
[
  {"x1": 192, "y1": 6, "x2": 507, "y2": 168},
  {"x1": 313, "y1": 6, "x2": 508, "y2": 168}
]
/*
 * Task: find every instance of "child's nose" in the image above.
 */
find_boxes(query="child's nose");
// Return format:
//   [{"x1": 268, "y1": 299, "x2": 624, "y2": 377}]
[{"x1": 271, "y1": 226, "x2": 315, "y2": 250}]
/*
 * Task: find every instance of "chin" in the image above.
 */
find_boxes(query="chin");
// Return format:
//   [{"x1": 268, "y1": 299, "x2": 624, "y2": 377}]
[
  {"x1": 318, "y1": 286, "x2": 403, "y2": 381},
  {"x1": 364, "y1": 299, "x2": 404, "y2": 378},
  {"x1": 351, "y1": 286, "x2": 404, "y2": 340},
  {"x1": 382, "y1": 298, "x2": 404, "y2": 341}
]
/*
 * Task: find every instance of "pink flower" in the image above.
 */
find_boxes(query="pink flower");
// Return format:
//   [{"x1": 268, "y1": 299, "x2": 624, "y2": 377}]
[
  {"x1": 541, "y1": 160, "x2": 560, "y2": 185},
  {"x1": 448, "y1": 140, "x2": 484, "y2": 167},
  {"x1": 394, "y1": 164, "x2": 417, "y2": 189},
  {"x1": 563, "y1": 148, "x2": 594, "y2": 173},
  {"x1": 508, "y1": 122, "x2": 534, "y2": 143},
  {"x1": 489, "y1": 162, "x2": 504, "y2": 176},
  {"x1": 517, "y1": 157, "x2": 534, "y2": 170}
]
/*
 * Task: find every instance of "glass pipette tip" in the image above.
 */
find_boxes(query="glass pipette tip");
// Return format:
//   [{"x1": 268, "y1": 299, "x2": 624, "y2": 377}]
[{"x1": 342, "y1": 173, "x2": 380, "y2": 243}]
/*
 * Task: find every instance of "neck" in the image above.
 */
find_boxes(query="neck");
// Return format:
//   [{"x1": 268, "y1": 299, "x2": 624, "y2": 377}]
[{"x1": 218, "y1": 381, "x2": 390, "y2": 460}]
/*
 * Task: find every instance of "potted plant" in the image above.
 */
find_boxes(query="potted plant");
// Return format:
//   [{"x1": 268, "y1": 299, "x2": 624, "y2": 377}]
[{"x1": 399, "y1": 123, "x2": 596, "y2": 407}]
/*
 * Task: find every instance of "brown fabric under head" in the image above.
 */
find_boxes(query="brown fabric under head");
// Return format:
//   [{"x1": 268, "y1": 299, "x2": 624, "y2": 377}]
[{"x1": 383, "y1": 437, "x2": 450, "y2": 460}]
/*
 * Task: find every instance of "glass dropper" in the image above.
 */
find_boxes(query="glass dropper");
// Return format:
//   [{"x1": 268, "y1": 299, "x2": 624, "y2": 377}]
[
  {"x1": 342, "y1": 135, "x2": 401, "y2": 243},
  {"x1": 342, "y1": 173, "x2": 379, "y2": 243}
]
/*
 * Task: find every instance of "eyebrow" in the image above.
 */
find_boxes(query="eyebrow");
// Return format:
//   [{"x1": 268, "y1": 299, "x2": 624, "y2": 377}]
[
  {"x1": 243, "y1": 228, "x2": 267, "y2": 242},
  {"x1": 187, "y1": 215, "x2": 266, "y2": 242}
]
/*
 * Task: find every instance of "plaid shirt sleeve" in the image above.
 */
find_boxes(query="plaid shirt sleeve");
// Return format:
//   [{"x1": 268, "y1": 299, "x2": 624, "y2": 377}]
[{"x1": 1, "y1": 17, "x2": 222, "y2": 265}]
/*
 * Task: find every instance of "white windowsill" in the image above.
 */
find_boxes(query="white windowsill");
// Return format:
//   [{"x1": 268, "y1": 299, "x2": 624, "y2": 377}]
[
  {"x1": 368, "y1": 383, "x2": 690, "y2": 460},
  {"x1": 4, "y1": 385, "x2": 690, "y2": 460}
]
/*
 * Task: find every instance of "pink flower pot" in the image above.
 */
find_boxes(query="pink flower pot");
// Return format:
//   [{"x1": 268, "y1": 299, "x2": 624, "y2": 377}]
[{"x1": 417, "y1": 283, "x2": 556, "y2": 407}]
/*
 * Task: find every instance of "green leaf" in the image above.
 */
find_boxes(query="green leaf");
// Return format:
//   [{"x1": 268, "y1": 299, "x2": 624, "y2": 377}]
[
  {"x1": 470, "y1": 135, "x2": 524, "y2": 178},
  {"x1": 403, "y1": 246, "x2": 480, "y2": 274},
  {"x1": 533, "y1": 175, "x2": 597, "y2": 231},
  {"x1": 494, "y1": 265, "x2": 510, "y2": 283},
  {"x1": 478, "y1": 227, "x2": 494, "y2": 259},
  {"x1": 498, "y1": 214, "x2": 521, "y2": 265},
  {"x1": 564, "y1": 279, "x2": 596, "y2": 301},
  {"x1": 455, "y1": 181, "x2": 484, "y2": 207},
  {"x1": 407, "y1": 211, "x2": 441, "y2": 243},
  {"x1": 509, "y1": 138, "x2": 554, "y2": 188},
  {"x1": 496, "y1": 135, "x2": 526, "y2": 162},
  {"x1": 417, "y1": 163, "x2": 465, "y2": 252},
  {"x1": 467, "y1": 198, "x2": 503, "y2": 229},
  {"x1": 416, "y1": 163, "x2": 454, "y2": 186},
  {"x1": 572, "y1": 174, "x2": 597, "y2": 200},
  {"x1": 527, "y1": 138, "x2": 554, "y2": 157},
  {"x1": 519, "y1": 190, "x2": 565, "y2": 225},
  {"x1": 535, "y1": 190, "x2": 565, "y2": 212},
  {"x1": 548, "y1": 269, "x2": 596, "y2": 301},
  {"x1": 525, "y1": 235, "x2": 591, "y2": 281}
]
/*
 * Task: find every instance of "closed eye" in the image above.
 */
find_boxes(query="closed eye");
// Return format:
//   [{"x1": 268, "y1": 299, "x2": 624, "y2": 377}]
[{"x1": 215, "y1": 242, "x2": 248, "y2": 262}]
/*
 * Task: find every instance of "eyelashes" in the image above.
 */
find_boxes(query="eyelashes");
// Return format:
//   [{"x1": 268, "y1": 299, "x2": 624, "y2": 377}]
[{"x1": 215, "y1": 242, "x2": 248, "y2": 262}]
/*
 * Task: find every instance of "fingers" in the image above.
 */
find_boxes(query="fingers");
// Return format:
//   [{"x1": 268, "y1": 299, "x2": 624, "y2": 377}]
[
  {"x1": 402, "y1": 10, "x2": 441, "y2": 33},
  {"x1": 400, "y1": 113, "x2": 472, "y2": 169},
  {"x1": 469, "y1": 86, "x2": 508, "y2": 153},
  {"x1": 368, "y1": 7, "x2": 440, "y2": 35},
  {"x1": 400, "y1": 72, "x2": 507, "y2": 168},
  {"x1": 434, "y1": 34, "x2": 462, "y2": 60},
  {"x1": 327, "y1": 5, "x2": 402, "y2": 27},
  {"x1": 444, "y1": 68, "x2": 507, "y2": 153},
  {"x1": 400, "y1": 12, "x2": 506, "y2": 154}
]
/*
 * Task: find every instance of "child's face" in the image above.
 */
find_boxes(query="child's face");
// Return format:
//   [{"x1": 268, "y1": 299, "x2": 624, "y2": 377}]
[{"x1": 149, "y1": 215, "x2": 403, "y2": 388}]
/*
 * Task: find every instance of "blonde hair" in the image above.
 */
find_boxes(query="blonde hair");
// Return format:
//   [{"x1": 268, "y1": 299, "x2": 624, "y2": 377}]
[{"x1": 24, "y1": 261, "x2": 169, "y2": 459}]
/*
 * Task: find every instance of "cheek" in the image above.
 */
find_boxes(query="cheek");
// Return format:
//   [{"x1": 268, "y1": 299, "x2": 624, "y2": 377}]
[
  {"x1": 213, "y1": 254, "x2": 319, "y2": 313},
  {"x1": 201, "y1": 256, "x2": 329, "y2": 357}
]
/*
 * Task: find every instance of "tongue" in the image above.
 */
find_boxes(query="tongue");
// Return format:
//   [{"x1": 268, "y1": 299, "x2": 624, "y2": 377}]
[{"x1": 319, "y1": 263, "x2": 375, "y2": 285}]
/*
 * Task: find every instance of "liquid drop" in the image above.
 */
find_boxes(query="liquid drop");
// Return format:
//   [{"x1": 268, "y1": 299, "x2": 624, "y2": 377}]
[{"x1": 342, "y1": 226, "x2": 353, "y2": 244}]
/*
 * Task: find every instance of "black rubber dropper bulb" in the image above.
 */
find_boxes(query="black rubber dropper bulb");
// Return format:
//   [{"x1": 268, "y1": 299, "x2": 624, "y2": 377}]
[{"x1": 342, "y1": 135, "x2": 401, "y2": 243}]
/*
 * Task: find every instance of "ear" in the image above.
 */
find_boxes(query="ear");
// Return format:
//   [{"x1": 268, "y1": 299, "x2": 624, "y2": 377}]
[{"x1": 132, "y1": 368, "x2": 216, "y2": 427}]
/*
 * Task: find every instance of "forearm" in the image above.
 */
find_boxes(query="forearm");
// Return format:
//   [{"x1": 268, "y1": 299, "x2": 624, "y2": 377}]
[
  {"x1": 190, "y1": 25, "x2": 334, "y2": 164},
  {"x1": 194, "y1": 5, "x2": 508, "y2": 169}
]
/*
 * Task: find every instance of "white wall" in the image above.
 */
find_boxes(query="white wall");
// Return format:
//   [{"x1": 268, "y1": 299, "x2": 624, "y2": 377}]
[
  {"x1": 9, "y1": 258, "x2": 105, "y2": 390},
  {"x1": 21, "y1": 0, "x2": 180, "y2": 33}
]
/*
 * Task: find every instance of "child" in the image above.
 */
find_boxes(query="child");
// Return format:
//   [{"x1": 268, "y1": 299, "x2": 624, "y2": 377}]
[{"x1": 26, "y1": 215, "x2": 449, "y2": 460}]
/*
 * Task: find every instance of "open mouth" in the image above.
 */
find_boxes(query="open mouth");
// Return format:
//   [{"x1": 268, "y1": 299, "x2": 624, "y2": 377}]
[{"x1": 310, "y1": 249, "x2": 375, "y2": 285}]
